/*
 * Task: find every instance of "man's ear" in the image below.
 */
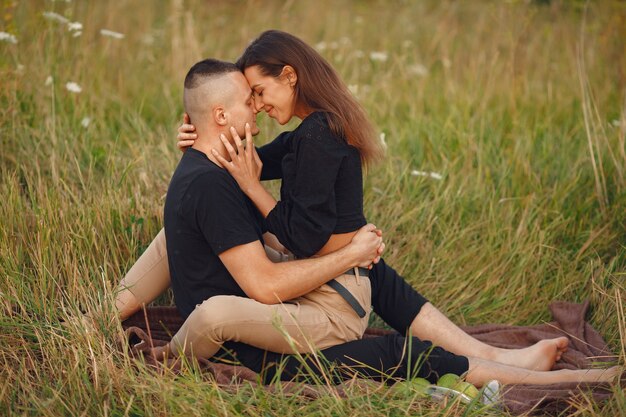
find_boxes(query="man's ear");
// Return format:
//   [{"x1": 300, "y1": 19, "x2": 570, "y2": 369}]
[
  {"x1": 280, "y1": 65, "x2": 297, "y2": 87},
  {"x1": 213, "y1": 106, "x2": 228, "y2": 126}
]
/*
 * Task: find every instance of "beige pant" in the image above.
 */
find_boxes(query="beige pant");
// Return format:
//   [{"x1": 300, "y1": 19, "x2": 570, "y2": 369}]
[{"x1": 116, "y1": 228, "x2": 371, "y2": 359}]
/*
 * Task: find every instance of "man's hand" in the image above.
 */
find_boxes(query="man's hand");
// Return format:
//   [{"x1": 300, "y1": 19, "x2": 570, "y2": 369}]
[
  {"x1": 177, "y1": 113, "x2": 197, "y2": 152},
  {"x1": 346, "y1": 224, "x2": 385, "y2": 269}
]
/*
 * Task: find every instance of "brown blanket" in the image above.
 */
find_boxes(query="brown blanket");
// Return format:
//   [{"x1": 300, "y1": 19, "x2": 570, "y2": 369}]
[{"x1": 122, "y1": 300, "x2": 619, "y2": 415}]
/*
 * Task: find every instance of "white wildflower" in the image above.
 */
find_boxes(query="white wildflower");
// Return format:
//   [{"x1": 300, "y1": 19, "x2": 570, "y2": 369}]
[
  {"x1": 411, "y1": 170, "x2": 443, "y2": 180},
  {"x1": 100, "y1": 29, "x2": 125, "y2": 39},
  {"x1": 65, "y1": 82, "x2": 82, "y2": 93},
  {"x1": 0, "y1": 31, "x2": 17, "y2": 44},
  {"x1": 611, "y1": 119, "x2": 623, "y2": 127},
  {"x1": 353, "y1": 50, "x2": 365, "y2": 58},
  {"x1": 379, "y1": 132, "x2": 387, "y2": 149},
  {"x1": 81, "y1": 117, "x2": 91, "y2": 128},
  {"x1": 348, "y1": 85, "x2": 359, "y2": 95},
  {"x1": 72, "y1": 31, "x2": 82, "y2": 37},
  {"x1": 315, "y1": 41, "x2": 327, "y2": 51},
  {"x1": 43, "y1": 11, "x2": 69, "y2": 24},
  {"x1": 339, "y1": 36, "x2": 351, "y2": 46},
  {"x1": 408, "y1": 64, "x2": 428, "y2": 77},
  {"x1": 67, "y1": 21, "x2": 82, "y2": 32},
  {"x1": 16, "y1": 64, "x2": 24, "y2": 74},
  {"x1": 442, "y1": 58, "x2": 451, "y2": 68},
  {"x1": 329, "y1": 41, "x2": 339, "y2": 50},
  {"x1": 370, "y1": 51, "x2": 388, "y2": 62},
  {"x1": 45, "y1": 76, "x2": 53, "y2": 86},
  {"x1": 355, "y1": 16, "x2": 364, "y2": 24}
]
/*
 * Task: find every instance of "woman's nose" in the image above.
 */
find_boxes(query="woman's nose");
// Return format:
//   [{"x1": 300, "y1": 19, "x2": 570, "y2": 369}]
[{"x1": 254, "y1": 98, "x2": 264, "y2": 112}]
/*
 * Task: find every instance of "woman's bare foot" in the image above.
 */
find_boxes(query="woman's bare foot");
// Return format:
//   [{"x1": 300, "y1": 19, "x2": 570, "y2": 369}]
[
  {"x1": 571, "y1": 365, "x2": 623, "y2": 384},
  {"x1": 494, "y1": 337, "x2": 569, "y2": 371},
  {"x1": 467, "y1": 359, "x2": 622, "y2": 386}
]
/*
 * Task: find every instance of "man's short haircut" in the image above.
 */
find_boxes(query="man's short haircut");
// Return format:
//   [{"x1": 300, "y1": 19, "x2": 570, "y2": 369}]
[{"x1": 184, "y1": 59, "x2": 239, "y2": 89}]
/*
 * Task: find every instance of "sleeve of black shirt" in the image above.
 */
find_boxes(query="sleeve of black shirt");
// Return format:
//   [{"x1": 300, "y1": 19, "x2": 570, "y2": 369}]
[
  {"x1": 258, "y1": 131, "x2": 291, "y2": 180},
  {"x1": 265, "y1": 125, "x2": 344, "y2": 258},
  {"x1": 184, "y1": 171, "x2": 262, "y2": 255}
]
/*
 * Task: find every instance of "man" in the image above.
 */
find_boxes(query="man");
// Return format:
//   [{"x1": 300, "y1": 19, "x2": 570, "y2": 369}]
[{"x1": 157, "y1": 59, "x2": 385, "y2": 360}]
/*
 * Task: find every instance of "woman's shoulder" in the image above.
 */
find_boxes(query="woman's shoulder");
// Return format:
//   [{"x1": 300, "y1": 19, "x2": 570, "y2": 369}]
[
  {"x1": 295, "y1": 112, "x2": 346, "y2": 147},
  {"x1": 298, "y1": 111, "x2": 330, "y2": 131}
]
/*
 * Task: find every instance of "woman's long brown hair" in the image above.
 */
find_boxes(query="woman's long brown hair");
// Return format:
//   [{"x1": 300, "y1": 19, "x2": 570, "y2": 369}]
[{"x1": 236, "y1": 30, "x2": 384, "y2": 168}]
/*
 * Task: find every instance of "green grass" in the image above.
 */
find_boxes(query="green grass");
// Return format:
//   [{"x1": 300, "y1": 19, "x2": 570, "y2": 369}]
[{"x1": 1, "y1": 0, "x2": 625, "y2": 415}]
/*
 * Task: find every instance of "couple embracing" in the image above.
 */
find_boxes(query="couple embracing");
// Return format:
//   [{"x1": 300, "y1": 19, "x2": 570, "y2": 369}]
[{"x1": 116, "y1": 30, "x2": 620, "y2": 387}]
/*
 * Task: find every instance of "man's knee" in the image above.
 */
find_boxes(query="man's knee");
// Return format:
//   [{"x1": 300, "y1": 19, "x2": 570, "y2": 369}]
[
  {"x1": 187, "y1": 295, "x2": 256, "y2": 341},
  {"x1": 192, "y1": 296, "x2": 236, "y2": 325}
]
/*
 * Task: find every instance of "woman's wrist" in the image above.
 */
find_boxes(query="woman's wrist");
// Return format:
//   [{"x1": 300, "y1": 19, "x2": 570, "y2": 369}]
[
  {"x1": 246, "y1": 183, "x2": 278, "y2": 218},
  {"x1": 243, "y1": 179, "x2": 264, "y2": 197}
]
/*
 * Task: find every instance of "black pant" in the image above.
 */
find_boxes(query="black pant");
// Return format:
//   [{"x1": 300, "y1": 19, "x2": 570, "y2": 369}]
[{"x1": 218, "y1": 258, "x2": 469, "y2": 384}]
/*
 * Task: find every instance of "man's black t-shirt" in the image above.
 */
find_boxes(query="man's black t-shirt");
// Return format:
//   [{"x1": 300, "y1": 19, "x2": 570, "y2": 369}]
[{"x1": 164, "y1": 148, "x2": 265, "y2": 318}]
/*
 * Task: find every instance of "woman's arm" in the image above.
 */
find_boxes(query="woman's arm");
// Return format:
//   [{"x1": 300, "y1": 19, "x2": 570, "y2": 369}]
[
  {"x1": 257, "y1": 131, "x2": 292, "y2": 180},
  {"x1": 214, "y1": 116, "x2": 346, "y2": 258},
  {"x1": 212, "y1": 125, "x2": 278, "y2": 217}
]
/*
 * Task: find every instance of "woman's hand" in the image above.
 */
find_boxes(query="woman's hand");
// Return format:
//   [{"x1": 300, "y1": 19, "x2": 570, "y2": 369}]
[
  {"x1": 177, "y1": 113, "x2": 197, "y2": 152},
  {"x1": 212, "y1": 123, "x2": 264, "y2": 193},
  {"x1": 347, "y1": 224, "x2": 385, "y2": 269}
]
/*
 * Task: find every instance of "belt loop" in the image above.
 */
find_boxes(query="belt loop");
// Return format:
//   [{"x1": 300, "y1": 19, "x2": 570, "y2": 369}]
[{"x1": 355, "y1": 266, "x2": 361, "y2": 285}]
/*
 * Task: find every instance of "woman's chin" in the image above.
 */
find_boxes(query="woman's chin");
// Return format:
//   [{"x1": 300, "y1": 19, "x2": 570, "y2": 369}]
[
  {"x1": 274, "y1": 115, "x2": 290, "y2": 125},
  {"x1": 267, "y1": 112, "x2": 291, "y2": 125}
]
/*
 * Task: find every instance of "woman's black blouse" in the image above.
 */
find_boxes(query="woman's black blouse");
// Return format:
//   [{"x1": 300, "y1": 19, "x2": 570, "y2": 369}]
[{"x1": 256, "y1": 112, "x2": 366, "y2": 258}]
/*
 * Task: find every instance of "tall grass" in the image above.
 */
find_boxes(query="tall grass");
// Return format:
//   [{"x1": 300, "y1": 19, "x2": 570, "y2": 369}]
[{"x1": 1, "y1": 0, "x2": 625, "y2": 415}]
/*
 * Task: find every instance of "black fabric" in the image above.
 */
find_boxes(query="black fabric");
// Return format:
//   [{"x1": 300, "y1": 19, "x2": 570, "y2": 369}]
[
  {"x1": 164, "y1": 148, "x2": 265, "y2": 318},
  {"x1": 259, "y1": 112, "x2": 366, "y2": 258},
  {"x1": 258, "y1": 131, "x2": 292, "y2": 181},
  {"x1": 343, "y1": 267, "x2": 370, "y2": 276},
  {"x1": 219, "y1": 334, "x2": 469, "y2": 385},
  {"x1": 368, "y1": 259, "x2": 430, "y2": 334}
]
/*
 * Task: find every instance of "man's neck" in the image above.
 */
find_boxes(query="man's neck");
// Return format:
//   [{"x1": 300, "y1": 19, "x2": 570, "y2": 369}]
[{"x1": 191, "y1": 128, "x2": 229, "y2": 167}]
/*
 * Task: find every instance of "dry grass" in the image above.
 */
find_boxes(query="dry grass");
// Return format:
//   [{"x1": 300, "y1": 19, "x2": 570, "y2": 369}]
[{"x1": 1, "y1": 0, "x2": 625, "y2": 415}]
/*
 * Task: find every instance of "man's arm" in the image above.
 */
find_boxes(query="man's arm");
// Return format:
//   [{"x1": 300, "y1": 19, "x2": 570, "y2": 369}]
[{"x1": 220, "y1": 224, "x2": 383, "y2": 304}]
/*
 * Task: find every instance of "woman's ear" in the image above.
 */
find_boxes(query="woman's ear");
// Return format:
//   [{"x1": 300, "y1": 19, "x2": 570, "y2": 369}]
[{"x1": 280, "y1": 65, "x2": 298, "y2": 87}]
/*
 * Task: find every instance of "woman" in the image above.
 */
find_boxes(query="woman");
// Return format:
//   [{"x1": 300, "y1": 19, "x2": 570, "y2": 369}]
[{"x1": 119, "y1": 31, "x2": 570, "y2": 372}]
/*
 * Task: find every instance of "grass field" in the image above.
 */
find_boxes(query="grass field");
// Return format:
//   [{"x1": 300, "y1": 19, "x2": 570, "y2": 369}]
[{"x1": 1, "y1": 0, "x2": 625, "y2": 415}]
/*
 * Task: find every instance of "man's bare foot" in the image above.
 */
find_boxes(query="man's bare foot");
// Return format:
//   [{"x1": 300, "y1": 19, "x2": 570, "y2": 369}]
[
  {"x1": 132, "y1": 341, "x2": 171, "y2": 361},
  {"x1": 149, "y1": 344, "x2": 170, "y2": 360},
  {"x1": 494, "y1": 337, "x2": 569, "y2": 371}
]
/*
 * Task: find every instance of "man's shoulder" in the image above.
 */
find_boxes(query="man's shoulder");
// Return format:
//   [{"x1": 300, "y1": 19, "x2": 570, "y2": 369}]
[{"x1": 173, "y1": 149, "x2": 232, "y2": 187}]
